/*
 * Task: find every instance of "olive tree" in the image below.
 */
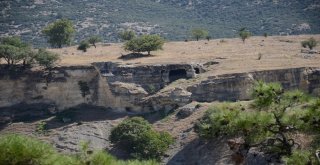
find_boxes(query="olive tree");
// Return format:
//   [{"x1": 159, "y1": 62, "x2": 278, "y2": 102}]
[
  {"x1": 124, "y1": 35, "x2": 164, "y2": 55},
  {"x1": 0, "y1": 36, "x2": 35, "y2": 66},
  {"x1": 191, "y1": 28, "x2": 208, "y2": 41},
  {"x1": 88, "y1": 36, "x2": 102, "y2": 48},
  {"x1": 42, "y1": 19, "x2": 75, "y2": 48},
  {"x1": 301, "y1": 37, "x2": 317, "y2": 50},
  {"x1": 239, "y1": 28, "x2": 251, "y2": 43},
  {"x1": 35, "y1": 49, "x2": 60, "y2": 70}
]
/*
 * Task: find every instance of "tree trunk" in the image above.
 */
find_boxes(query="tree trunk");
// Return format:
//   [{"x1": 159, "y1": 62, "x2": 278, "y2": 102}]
[
  {"x1": 147, "y1": 51, "x2": 151, "y2": 55},
  {"x1": 93, "y1": 43, "x2": 96, "y2": 48}
]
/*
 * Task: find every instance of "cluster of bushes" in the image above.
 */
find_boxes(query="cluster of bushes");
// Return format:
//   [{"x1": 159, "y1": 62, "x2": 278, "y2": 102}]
[
  {"x1": 196, "y1": 81, "x2": 320, "y2": 164},
  {"x1": 0, "y1": 36, "x2": 59, "y2": 70},
  {"x1": 110, "y1": 117, "x2": 174, "y2": 160},
  {"x1": 0, "y1": 134, "x2": 158, "y2": 165}
]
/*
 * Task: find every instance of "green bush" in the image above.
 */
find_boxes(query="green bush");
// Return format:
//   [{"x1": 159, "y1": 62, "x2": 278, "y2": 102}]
[
  {"x1": 0, "y1": 134, "x2": 158, "y2": 165},
  {"x1": 196, "y1": 83, "x2": 320, "y2": 161},
  {"x1": 282, "y1": 150, "x2": 313, "y2": 165},
  {"x1": 301, "y1": 37, "x2": 317, "y2": 50},
  {"x1": 77, "y1": 40, "x2": 90, "y2": 52},
  {"x1": 251, "y1": 81, "x2": 283, "y2": 108},
  {"x1": 0, "y1": 134, "x2": 56, "y2": 165},
  {"x1": 110, "y1": 117, "x2": 174, "y2": 160}
]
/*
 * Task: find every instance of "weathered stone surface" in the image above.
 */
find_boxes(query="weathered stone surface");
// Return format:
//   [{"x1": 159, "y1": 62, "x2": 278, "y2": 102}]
[
  {"x1": 188, "y1": 67, "x2": 320, "y2": 102},
  {"x1": 176, "y1": 103, "x2": 198, "y2": 119},
  {"x1": 0, "y1": 63, "x2": 319, "y2": 120}
]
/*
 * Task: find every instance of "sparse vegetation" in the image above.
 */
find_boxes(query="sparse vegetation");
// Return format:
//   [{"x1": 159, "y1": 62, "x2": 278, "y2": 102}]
[
  {"x1": 124, "y1": 35, "x2": 164, "y2": 55},
  {"x1": 301, "y1": 37, "x2": 317, "y2": 50},
  {"x1": 110, "y1": 117, "x2": 174, "y2": 160},
  {"x1": 239, "y1": 28, "x2": 251, "y2": 43},
  {"x1": 0, "y1": 134, "x2": 158, "y2": 165},
  {"x1": 196, "y1": 82, "x2": 320, "y2": 163},
  {"x1": 42, "y1": 19, "x2": 75, "y2": 48},
  {"x1": 191, "y1": 29, "x2": 208, "y2": 41}
]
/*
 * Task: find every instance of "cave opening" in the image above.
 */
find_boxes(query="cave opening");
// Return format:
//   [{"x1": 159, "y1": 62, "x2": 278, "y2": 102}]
[
  {"x1": 194, "y1": 68, "x2": 200, "y2": 74},
  {"x1": 169, "y1": 69, "x2": 187, "y2": 82}
]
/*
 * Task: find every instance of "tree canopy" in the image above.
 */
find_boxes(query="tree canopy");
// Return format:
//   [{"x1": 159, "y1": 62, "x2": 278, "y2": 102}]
[
  {"x1": 301, "y1": 37, "x2": 317, "y2": 50},
  {"x1": 0, "y1": 36, "x2": 35, "y2": 66},
  {"x1": 88, "y1": 36, "x2": 102, "y2": 48},
  {"x1": 34, "y1": 49, "x2": 60, "y2": 69},
  {"x1": 124, "y1": 35, "x2": 164, "y2": 55},
  {"x1": 239, "y1": 28, "x2": 251, "y2": 43},
  {"x1": 191, "y1": 28, "x2": 208, "y2": 41},
  {"x1": 42, "y1": 19, "x2": 75, "y2": 48},
  {"x1": 110, "y1": 117, "x2": 173, "y2": 160}
]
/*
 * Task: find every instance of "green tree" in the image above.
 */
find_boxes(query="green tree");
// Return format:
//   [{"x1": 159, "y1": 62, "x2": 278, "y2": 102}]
[
  {"x1": 0, "y1": 36, "x2": 35, "y2": 66},
  {"x1": 42, "y1": 19, "x2": 75, "y2": 48},
  {"x1": 124, "y1": 35, "x2": 164, "y2": 55},
  {"x1": 35, "y1": 49, "x2": 60, "y2": 69},
  {"x1": 196, "y1": 82, "x2": 320, "y2": 162},
  {"x1": 88, "y1": 36, "x2": 102, "y2": 48},
  {"x1": 77, "y1": 40, "x2": 90, "y2": 52},
  {"x1": 110, "y1": 117, "x2": 173, "y2": 160},
  {"x1": 301, "y1": 37, "x2": 317, "y2": 50},
  {"x1": 119, "y1": 30, "x2": 136, "y2": 41},
  {"x1": 191, "y1": 28, "x2": 208, "y2": 41},
  {"x1": 239, "y1": 28, "x2": 251, "y2": 43}
]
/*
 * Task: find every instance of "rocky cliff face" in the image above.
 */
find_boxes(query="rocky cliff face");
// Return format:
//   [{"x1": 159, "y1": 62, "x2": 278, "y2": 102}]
[{"x1": 0, "y1": 63, "x2": 319, "y2": 124}]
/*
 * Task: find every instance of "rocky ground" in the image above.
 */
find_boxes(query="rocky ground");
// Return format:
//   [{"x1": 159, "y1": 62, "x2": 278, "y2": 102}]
[{"x1": 0, "y1": 102, "x2": 241, "y2": 164}]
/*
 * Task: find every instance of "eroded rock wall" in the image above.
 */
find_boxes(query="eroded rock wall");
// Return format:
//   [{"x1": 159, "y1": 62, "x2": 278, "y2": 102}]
[
  {"x1": 0, "y1": 66, "x2": 99, "y2": 110},
  {"x1": 188, "y1": 67, "x2": 320, "y2": 102},
  {"x1": 0, "y1": 64, "x2": 319, "y2": 119}
]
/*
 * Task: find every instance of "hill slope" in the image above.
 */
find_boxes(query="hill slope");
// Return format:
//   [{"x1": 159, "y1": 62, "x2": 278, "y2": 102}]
[{"x1": 0, "y1": 0, "x2": 319, "y2": 47}]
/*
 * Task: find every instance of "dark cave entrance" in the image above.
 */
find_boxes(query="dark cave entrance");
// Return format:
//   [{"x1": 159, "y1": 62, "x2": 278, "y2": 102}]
[
  {"x1": 194, "y1": 68, "x2": 200, "y2": 74},
  {"x1": 169, "y1": 69, "x2": 187, "y2": 82}
]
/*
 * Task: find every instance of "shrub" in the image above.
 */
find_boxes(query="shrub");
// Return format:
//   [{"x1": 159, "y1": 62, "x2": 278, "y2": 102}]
[
  {"x1": 282, "y1": 150, "x2": 312, "y2": 165},
  {"x1": 0, "y1": 134, "x2": 158, "y2": 165},
  {"x1": 0, "y1": 134, "x2": 55, "y2": 165},
  {"x1": 77, "y1": 40, "x2": 90, "y2": 52},
  {"x1": 110, "y1": 117, "x2": 174, "y2": 160},
  {"x1": 251, "y1": 81, "x2": 283, "y2": 108},
  {"x1": 301, "y1": 37, "x2": 317, "y2": 50}
]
